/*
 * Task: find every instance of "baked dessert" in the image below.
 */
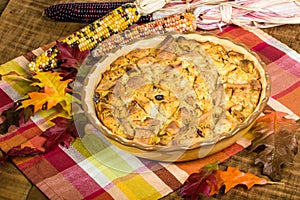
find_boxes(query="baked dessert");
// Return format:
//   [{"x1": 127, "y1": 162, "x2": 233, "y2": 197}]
[{"x1": 93, "y1": 35, "x2": 262, "y2": 147}]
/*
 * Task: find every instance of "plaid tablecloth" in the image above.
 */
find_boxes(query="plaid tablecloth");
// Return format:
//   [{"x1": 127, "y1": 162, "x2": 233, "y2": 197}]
[{"x1": 1, "y1": 25, "x2": 300, "y2": 199}]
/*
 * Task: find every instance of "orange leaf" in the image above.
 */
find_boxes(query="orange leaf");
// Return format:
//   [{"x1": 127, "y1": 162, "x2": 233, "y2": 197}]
[
  {"x1": 207, "y1": 178, "x2": 219, "y2": 196},
  {"x1": 180, "y1": 162, "x2": 280, "y2": 199},
  {"x1": 20, "y1": 135, "x2": 47, "y2": 152},
  {"x1": 25, "y1": 92, "x2": 50, "y2": 113},
  {"x1": 214, "y1": 166, "x2": 268, "y2": 193},
  {"x1": 18, "y1": 71, "x2": 75, "y2": 115}
]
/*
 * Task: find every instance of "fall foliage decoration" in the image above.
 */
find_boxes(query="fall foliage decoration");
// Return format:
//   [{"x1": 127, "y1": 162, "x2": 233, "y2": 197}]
[
  {"x1": 17, "y1": 71, "x2": 74, "y2": 116},
  {"x1": 0, "y1": 105, "x2": 34, "y2": 135},
  {"x1": 56, "y1": 41, "x2": 90, "y2": 69},
  {"x1": 249, "y1": 110, "x2": 299, "y2": 181},
  {"x1": 213, "y1": 166, "x2": 268, "y2": 194},
  {"x1": 180, "y1": 162, "x2": 220, "y2": 198},
  {"x1": 0, "y1": 42, "x2": 88, "y2": 136},
  {"x1": 0, "y1": 146, "x2": 44, "y2": 163},
  {"x1": 0, "y1": 117, "x2": 78, "y2": 162},
  {"x1": 0, "y1": 71, "x2": 37, "y2": 134},
  {"x1": 55, "y1": 41, "x2": 90, "y2": 80},
  {"x1": 0, "y1": 42, "x2": 89, "y2": 162},
  {"x1": 180, "y1": 162, "x2": 278, "y2": 199},
  {"x1": 1, "y1": 41, "x2": 89, "y2": 115}
]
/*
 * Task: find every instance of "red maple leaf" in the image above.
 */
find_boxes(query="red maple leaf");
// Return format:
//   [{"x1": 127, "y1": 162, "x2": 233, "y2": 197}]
[
  {"x1": 56, "y1": 41, "x2": 90, "y2": 69},
  {"x1": 0, "y1": 117, "x2": 78, "y2": 163},
  {"x1": 180, "y1": 162, "x2": 219, "y2": 199},
  {"x1": 42, "y1": 117, "x2": 78, "y2": 153},
  {"x1": 0, "y1": 146, "x2": 43, "y2": 163},
  {"x1": 180, "y1": 171, "x2": 217, "y2": 199}
]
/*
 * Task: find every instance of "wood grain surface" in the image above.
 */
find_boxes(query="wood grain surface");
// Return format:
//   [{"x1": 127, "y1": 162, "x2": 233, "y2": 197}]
[{"x1": 0, "y1": 0, "x2": 300, "y2": 200}]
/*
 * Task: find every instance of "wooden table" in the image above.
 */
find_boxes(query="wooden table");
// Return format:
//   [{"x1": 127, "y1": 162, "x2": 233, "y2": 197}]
[{"x1": 0, "y1": 0, "x2": 300, "y2": 199}]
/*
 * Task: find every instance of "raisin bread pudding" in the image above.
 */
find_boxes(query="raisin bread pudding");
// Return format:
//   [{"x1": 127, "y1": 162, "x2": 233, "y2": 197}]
[{"x1": 93, "y1": 34, "x2": 266, "y2": 148}]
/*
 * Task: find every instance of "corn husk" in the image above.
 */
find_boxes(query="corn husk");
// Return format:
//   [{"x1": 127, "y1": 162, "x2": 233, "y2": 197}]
[{"x1": 152, "y1": 0, "x2": 300, "y2": 30}]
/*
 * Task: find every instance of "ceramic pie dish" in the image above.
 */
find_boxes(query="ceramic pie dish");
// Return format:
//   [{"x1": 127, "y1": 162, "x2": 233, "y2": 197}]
[{"x1": 81, "y1": 32, "x2": 271, "y2": 162}]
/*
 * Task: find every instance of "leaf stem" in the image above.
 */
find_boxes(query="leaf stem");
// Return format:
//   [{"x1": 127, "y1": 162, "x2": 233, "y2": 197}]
[{"x1": 267, "y1": 181, "x2": 285, "y2": 185}]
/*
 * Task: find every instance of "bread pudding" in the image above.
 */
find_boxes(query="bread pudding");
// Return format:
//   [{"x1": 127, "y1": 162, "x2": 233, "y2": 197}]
[{"x1": 93, "y1": 35, "x2": 263, "y2": 147}]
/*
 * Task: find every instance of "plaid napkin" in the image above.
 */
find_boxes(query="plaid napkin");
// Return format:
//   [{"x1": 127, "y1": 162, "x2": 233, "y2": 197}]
[{"x1": 1, "y1": 25, "x2": 300, "y2": 199}]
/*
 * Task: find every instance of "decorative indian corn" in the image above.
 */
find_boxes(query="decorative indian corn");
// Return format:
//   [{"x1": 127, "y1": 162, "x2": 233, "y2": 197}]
[
  {"x1": 44, "y1": 2, "x2": 154, "y2": 23},
  {"x1": 93, "y1": 12, "x2": 197, "y2": 57},
  {"x1": 29, "y1": 3, "x2": 140, "y2": 72}
]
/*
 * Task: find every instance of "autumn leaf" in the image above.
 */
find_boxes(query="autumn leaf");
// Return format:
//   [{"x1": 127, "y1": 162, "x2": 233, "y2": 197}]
[
  {"x1": 0, "y1": 146, "x2": 44, "y2": 163},
  {"x1": 30, "y1": 71, "x2": 71, "y2": 90},
  {"x1": 0, "y1": 106, "x2": 21, "y2": 134},
  {"x1": 54, "y1": 41, "x2": 90, "y2": 80},
  {"x1": 56, "y1": 41, "x2": 90, "y2": 69},
  {"x1": 249, "y1": 110, "x2": 299, "y2": 181},
  {"x1": 213, "y1": 166, "x2": 268, "y2": 195},
  {"x1": 55, "y1": 67, "x2": 79, "y2": 81},
  {"x1": 0, "y1": 117, "x2": 78, "y2": 162},
  {"x1": 0, "y1": 104, "x2": 34, "y2": 134},
  {"x1": 180, "y1": 162, "x2": 278, "y2": 199},
  {"x1": 41, "y1": 117, "x2": 78, "y2": 153},
  {"x1": 1, "y1": 72, "x2": 38, "y2": 97},
  {"x1": 0, "y1": 60, "x2": 31, "y2": 78},
  {"x1": 18, "y1": 71, "x2": 75, "y2": 115},
  {"x1": 180, "y1": 162, "x2": 219, "y2": 199},
  {"x1": 19, "y1": 105, "x2": 34, "y2": 124}
]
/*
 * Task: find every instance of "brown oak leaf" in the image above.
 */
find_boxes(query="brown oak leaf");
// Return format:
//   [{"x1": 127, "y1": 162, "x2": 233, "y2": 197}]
[{"x1": 249, "y1": 110, "x2": 299, "y2": 181}]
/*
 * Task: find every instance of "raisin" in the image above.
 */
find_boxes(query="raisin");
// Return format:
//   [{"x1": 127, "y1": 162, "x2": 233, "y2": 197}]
[
  {"x1": 155, "y1": 95, "x2": 164, "y2": 101},
  {"x1": 197, "y1": 129, "x2": 204, "y2": 137}
]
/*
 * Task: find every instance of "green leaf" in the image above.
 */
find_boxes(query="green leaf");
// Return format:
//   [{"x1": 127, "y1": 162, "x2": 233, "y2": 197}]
[
  {"x1": 2, "y1": 74, "x2": 38, "y2": 97},
  {"x1": 0, "y1": 60, "x2": 31, "y2": 78}
]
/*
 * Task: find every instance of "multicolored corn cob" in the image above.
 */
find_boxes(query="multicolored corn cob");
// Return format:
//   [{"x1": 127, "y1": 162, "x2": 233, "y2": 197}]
[
  {"x1": 44, "y1": 2, "x2": 130, "y2": 23},
  {"x1": 29, "y1": 3, "x2": 140, "y2": 72},
  {"x1": 44, "y1": 2, "x2": 153, "y2": 23},
  {"x1": 93, "y1": 12, "x2": 197, "y2": 57}
]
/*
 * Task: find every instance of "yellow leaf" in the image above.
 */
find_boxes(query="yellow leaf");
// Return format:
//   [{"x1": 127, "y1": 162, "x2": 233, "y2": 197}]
[
  {"x1": 31, "y1": 72, "x2": 72, "y2": 95},
  {"x1": 18, "y1": 71, "x2": 73, "y2": 116}
]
